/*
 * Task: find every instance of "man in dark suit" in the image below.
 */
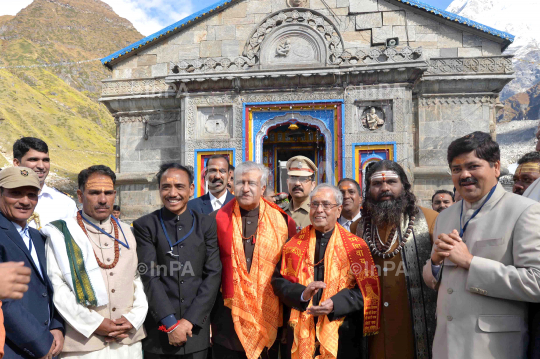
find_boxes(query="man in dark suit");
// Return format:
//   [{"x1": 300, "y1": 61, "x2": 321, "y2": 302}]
[
  {"x1": 188, "y1": 155, "x2": 234, "y2": 215},
  {"x1": 134, "y1": 163, "x2": 222, "y2": 359},
  {"x1": 0, "y1": 166, "x2": 64, "y2": 359}
]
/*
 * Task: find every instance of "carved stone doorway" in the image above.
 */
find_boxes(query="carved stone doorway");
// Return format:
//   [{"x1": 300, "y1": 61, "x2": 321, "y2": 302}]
[{"x1": 262, "y1": 123, "x2": 326, "y2": 193}]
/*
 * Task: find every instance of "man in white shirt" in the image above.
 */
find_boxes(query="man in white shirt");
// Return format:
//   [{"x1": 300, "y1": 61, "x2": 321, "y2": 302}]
[
  {"x1": 337, "y1": 178, "x2": 362, "y2": 232},
  {"x1": 13, "y1": 137, "x2": 78, "y2": 230},
  {"x1": 188, "y1": 155, "x2": 234, "y2": 215}
]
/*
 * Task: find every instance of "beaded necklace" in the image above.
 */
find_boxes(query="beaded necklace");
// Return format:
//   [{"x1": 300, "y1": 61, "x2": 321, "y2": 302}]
[
  {"x1": 363, "y1": 215, "x2": 415, "y2": 259},
  {"x1": 77, "y1": 212, "x2": 120, "y2": 269}
]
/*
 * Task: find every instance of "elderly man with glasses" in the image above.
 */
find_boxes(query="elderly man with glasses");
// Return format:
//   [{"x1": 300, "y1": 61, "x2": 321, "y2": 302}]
[
  {"x1": 284, "y1": 156, "x2": 317, "y2": 231},
  {"x1": 272, "y1": 183, "x2": 379, "y2": 359}
]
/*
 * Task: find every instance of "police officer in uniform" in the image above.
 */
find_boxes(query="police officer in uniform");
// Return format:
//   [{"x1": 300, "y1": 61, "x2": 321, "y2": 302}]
[{"x1": 283, "y1": 156, "x2": 316, "y2": 230}]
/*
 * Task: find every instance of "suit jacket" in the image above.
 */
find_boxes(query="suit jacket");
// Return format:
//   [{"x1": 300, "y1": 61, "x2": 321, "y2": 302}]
[
  {"x1": 188, "y1": 191, "x2": 234, "y2": 215},
  {"x1": 0, "y1": 212, "x2": 64, "y2": 359},
  {"x1": 133, "y1": 208, "x2": 222, "y2": 355},
  {"x1": 423, "y1": 184, "x2": 540, "y2": 359}
]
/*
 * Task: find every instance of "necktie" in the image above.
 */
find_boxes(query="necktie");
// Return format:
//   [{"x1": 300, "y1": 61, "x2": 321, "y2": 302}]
[{"x1": 23, "y1": 227, "x2": 33, "y2": 252}]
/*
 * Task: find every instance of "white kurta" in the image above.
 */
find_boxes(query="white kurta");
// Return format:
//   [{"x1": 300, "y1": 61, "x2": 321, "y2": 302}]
[
  {"x1": 45, "y1": 217, "x2": 147, "y2": 358},
  {"x1": 60, "y1": 342, "x2": 142, "y2": 359}
]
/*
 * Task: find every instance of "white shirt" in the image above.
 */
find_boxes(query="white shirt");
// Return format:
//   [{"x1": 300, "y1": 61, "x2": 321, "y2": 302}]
[
  {"x1": 12, "y1": 222, "x2": 43, "y2": 278},
  {"x1": 338, "y1": 211, "x2": 362, "y2": 232},
  {"x1": 209, "y1": 191, "x2": 228, "y2": 211},
  {"x1": 29, "y1": 184, "x2": 78, "y2": 229}
]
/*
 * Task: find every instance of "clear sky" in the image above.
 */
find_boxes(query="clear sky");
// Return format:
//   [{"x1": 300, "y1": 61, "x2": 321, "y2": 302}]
[{"x1": 0, "y1": 0, "x2": 455, "y2": 37}]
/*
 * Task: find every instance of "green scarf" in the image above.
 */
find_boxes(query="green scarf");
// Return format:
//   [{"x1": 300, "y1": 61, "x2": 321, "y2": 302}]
[{"x1": 50, "y1": 220, "x2": 98, "y2": 306}]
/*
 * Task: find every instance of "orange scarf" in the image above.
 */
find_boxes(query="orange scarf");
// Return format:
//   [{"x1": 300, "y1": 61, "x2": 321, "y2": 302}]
[
  {"x1": 225, "y1": 199, "x2": 289, "y2": 359},
  {"x1": 281, "y1": 225, "x2": 381, "y2": 359}
]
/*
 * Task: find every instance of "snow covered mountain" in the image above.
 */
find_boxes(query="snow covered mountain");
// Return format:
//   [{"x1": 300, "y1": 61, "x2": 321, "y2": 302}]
[{"x1": 446, "y1": 0, "x2": 540, "y2": 100}]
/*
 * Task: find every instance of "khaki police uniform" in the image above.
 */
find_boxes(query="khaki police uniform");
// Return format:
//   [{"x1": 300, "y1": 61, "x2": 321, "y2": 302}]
[{"x1": 284, "y1": 156, "x2": 317, "y2": 230}]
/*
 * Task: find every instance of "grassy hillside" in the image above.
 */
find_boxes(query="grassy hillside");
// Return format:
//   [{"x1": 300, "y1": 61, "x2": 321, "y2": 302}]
[{"x1": 0, "y1": 0, "x2": 143, "y2": 190}]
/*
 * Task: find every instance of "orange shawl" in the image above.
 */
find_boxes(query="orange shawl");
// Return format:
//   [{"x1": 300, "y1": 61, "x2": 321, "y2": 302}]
[
  {"x1": 281, "y1": 224, "x2": 381, "y2": 359},
  {"x1": 0, "y1": 302, "x2": 4, "y2": 359},
  {"x1": 216, "y1": 198, "x2": 291, "y2": 359}
]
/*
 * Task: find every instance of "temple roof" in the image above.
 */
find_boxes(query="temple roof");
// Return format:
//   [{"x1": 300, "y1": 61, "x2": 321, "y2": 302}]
[{"x1": 101, "y1": 0, "x2": 515, "y2": 68}]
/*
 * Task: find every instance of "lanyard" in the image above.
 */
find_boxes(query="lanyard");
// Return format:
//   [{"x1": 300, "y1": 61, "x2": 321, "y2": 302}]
[
  {"x1": 80, "y1": 211, "x2": 130, "y2": 249},
  {"x1": 459, "y1": 185, "x2": 497, "y2": 237},
  {"x1": 159, "y1": 209, "x2": 195, "y2": 256}
]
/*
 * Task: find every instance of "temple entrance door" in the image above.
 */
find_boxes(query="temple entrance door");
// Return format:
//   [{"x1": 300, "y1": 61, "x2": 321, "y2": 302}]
[{"x1": 262, "y1": 123, "x2": 326, "y2": 193}]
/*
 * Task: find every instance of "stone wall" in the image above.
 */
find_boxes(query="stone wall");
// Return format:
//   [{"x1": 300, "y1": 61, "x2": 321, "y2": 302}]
[
  {"x1": 116, "y1": 110, "x2": 183, "y2": 173},
  {"x1": 110, "y1": 0, "x2": 504, "y2": 80},
  {"x1": 101, "y1": 0, "x2": 514, "y2": 221}
]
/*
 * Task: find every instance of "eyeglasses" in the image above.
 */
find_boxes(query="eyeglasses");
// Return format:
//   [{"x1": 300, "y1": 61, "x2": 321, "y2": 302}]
[
  {"x1": 310, "y1": 202, "x2": 340, "y2": 210},
  {"x1": 287, "y1": 176, "x2": 312, "y2": 183}
]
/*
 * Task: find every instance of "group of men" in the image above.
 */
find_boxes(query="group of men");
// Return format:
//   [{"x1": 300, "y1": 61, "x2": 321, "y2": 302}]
[{"x1": 1, "y1": 130, "x2": 540, "y2": 359}]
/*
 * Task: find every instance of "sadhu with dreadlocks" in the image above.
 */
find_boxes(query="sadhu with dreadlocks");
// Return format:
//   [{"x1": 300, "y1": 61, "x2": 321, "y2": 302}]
[{"x1": 350, "y1": 160, "x2": 439, "y2": 359}]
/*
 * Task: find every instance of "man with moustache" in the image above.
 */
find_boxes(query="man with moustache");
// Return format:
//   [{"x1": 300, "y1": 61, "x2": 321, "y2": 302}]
[
  {"x1": 284, "y1": 156, "x2": 317, "y2": 231},
  {"x1": 423, "y1": 132, "x2": 540, "y2": 359},
  {"x1": 212, "y1": 161, "x2": 296, "y2": 359},
  {"x1": 0, "y1": 167, "x2": 65, "y2": 359},
  {"x1": 272, "y1": 184, "x2": 380, "y2": 359},
  {"x1": 350, "y1": 160, "x2": 438, "y2": 359},
  {"x1": 43, "y1": 165, "x2": 147, "y2": 359},
  {"x1": 431, "y1": 190, "x2": 455, "y2": 213},
  {"x1": 188, "y1": 155, "x2": 234, "y2": 215},
  {"x1": 337, "y1": 178, "x2": 362, "y2": 231},
  {"x1": 134, "y1": 163, "x2": 221, "y2": 359},
  {"x1": 13, "y1": 137, "x2": 78, "y2": 230},
  {"x1": 512, "y1": 152, "x2": 540, "y2": 196}
]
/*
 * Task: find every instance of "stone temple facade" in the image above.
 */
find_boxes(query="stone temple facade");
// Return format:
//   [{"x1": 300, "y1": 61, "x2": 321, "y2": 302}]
[{"x1": 100, "y1": 0, "x2": 515, "y2": 221}]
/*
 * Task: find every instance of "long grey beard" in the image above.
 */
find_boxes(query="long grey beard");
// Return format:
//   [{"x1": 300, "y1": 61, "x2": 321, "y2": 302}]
[{"x1": 364, "y1": 195, "x2": 407, "y2": 228}]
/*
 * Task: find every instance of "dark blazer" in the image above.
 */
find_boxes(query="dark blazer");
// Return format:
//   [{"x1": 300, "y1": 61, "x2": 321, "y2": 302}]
[
  {"x1": 0, "y1": 212, "x2": 64, "y2": 359},
  {"x1": 187, "y1": 191, "x2": 234, "y2": 215},
  {"x1": 133, "y1": 208, "x2": 222, "y2": 355}
]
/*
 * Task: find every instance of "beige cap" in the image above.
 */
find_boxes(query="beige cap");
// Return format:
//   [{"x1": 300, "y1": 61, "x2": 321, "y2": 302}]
[
  {"x1": 0, "y1": 167, "x2": 41, "y2": 190},
  {"x1": 286, "y1": 156, "x2": 317, "y2": 176}
]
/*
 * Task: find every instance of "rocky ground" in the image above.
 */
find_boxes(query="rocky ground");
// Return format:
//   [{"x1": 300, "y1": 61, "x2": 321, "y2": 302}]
[{"x1": 497, "y1": 119, "x2": 538, "y2": 168}]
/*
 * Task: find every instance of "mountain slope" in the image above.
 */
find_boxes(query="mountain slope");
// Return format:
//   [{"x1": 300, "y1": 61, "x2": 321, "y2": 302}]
[
  {"x1": 0, "y1": 0, "x2": 142, "y2": 190},
  {"x1": 447, "y1": 0, "x2": 540, "y2": 101}
]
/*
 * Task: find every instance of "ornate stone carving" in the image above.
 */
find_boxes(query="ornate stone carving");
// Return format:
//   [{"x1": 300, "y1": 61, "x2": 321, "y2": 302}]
[
  {"x1": 276, "y1": 39, "x2": 291, "y2": 57},
  {"x1": 418, "y1": 96, "x2": 498, "y2": 106},
  {"x1": 245, "y1": 9, "x2": 344, "y2": 66},
  {"x1": 261, "y1": 26, "x2": 326, "y2": 68},
  {"x1": 168, "y1": 46, "x2": 423, "y2": 78},
  {"x1": 115, "y1": 111, "x2": 180, "y2": 124},
  {"x1": 426, "y1": 57, "x2": 513, "y2": 75},
  {"x1": 204, "y1": 115, "x2": 227, "y2": 134},
  {"x1": 287, "y1": 0, "x2": 308, "y2": 7},
  {"x1": 336, "y1": 46, "x2": 423, "y2": 65},
  {"x1": 197, "y1": 106, "x2": 233, "y2": 139},
  {"x1": 361, "y1": 107, "x2": 385, "y2": 130},
  {"x1": 102, "y1": 79, "x2": 170, "y2": 96}
]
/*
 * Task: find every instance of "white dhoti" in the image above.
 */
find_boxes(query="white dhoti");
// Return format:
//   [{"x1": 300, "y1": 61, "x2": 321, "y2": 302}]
[{"x1": 60, "y1": 342, "x2": 142, "y2": 359}]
